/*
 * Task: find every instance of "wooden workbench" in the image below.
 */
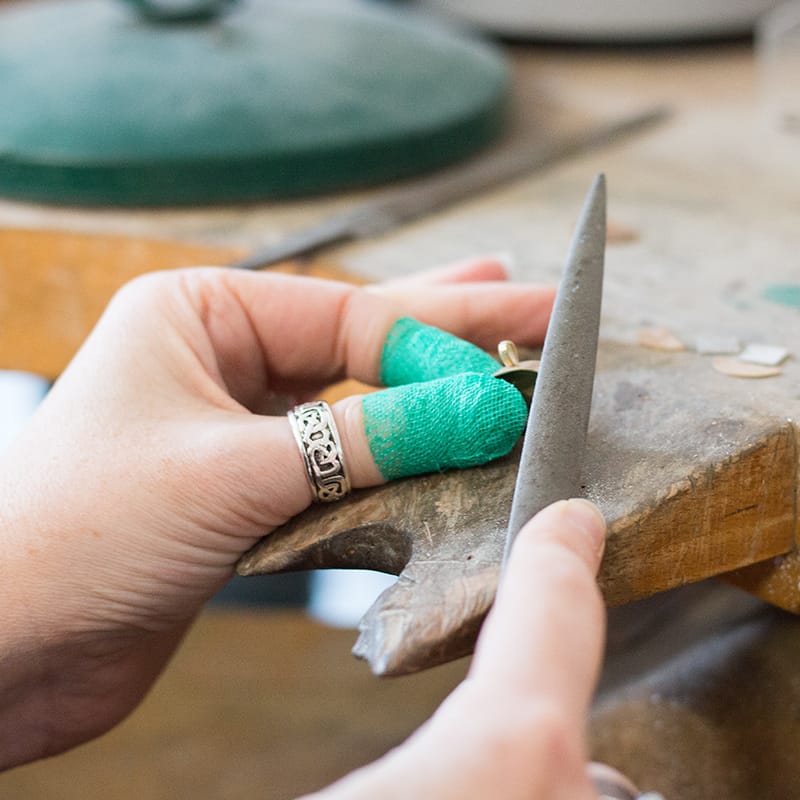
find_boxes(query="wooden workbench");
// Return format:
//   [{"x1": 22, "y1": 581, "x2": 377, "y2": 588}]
[{"x1": 2, "y1": 39, "x2": 800, "y2": 799}]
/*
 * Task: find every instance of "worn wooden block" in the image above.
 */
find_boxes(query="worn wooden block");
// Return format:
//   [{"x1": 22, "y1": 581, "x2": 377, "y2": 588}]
[{"x1": 239, "y1": 342, "x2": 799, "y2": 675}]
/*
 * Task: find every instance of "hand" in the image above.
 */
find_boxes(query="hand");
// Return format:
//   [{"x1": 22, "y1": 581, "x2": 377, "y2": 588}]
[
  {"x1": 0, "y1": 258, "x2": 554, "y2": 768},
  {"x1": 305, "y1": 499, "x2": 607, "y2": 800}
]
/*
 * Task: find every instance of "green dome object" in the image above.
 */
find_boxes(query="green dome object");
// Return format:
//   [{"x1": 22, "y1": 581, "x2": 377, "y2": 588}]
[{"x1": 0, "y1": 0, "x2": 509, "y2": 206}]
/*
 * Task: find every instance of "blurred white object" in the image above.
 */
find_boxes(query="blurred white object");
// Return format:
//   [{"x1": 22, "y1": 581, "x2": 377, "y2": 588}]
[
  {"x1": 0, "y1": 371, "x2": 48, "y2": 452},
  {"x1": 695, "y1": 335, "x2": 741, "y2": 355},
  {"x1": 739, "y1": 343, "x2": 790, "y2": 365},
  {"x1": 758, "y1": 2, "x2": 800, "y2": 132},
  {"x1": 416, "y1": 1, "x2": 784, "y2": 40},
  {"x1": 308, "y1": 569, "x2": 397, "y2": 628}
]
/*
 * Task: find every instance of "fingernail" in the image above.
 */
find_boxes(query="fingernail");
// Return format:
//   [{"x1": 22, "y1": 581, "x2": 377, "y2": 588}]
[{"x1": 563, "y1": 498, "x2": 607, "y2": 558}]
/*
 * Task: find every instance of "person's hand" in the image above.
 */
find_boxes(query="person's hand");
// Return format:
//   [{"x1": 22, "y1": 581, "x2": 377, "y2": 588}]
[
  {"x1": 305, "y1": 498, "x2": 607, "y2": 800},
  {"x1": 0, "y1": 257, "x2": 554, "y2": 768}
]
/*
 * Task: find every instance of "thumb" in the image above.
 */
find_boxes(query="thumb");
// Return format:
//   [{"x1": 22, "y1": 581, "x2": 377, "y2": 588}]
[{"x1": 470, "y1": 498, "x2": 607, "y2": 723}]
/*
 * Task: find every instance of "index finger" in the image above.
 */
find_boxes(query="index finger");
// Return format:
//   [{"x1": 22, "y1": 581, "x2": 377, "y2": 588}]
[
  {"x1": 161, "y1": 267, "x2": 553, "y2": 400},
  {"x1": 469, "y1": 499, "x2": 607, "y2": 726}
]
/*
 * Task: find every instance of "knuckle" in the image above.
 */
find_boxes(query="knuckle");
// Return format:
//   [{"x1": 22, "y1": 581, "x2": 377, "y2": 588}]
[
  {"x1": 479, "y1": 700, "x2": 583, "y2": 782},
  {"x1": 111, "y1": 267, "x2": 224, "y2": 313},
  {"x1": 428, "y1": 687, "x2": 589, "y2": 796},
  {"x1": 113, "y1": 270, "x2": 175, "y2": 304},
  {"x1": 526, "y1": 701, "x2": 582, "y2": 767},
  {"x1": 106, "y1": 270, "x2": 180, "y2": 323}
]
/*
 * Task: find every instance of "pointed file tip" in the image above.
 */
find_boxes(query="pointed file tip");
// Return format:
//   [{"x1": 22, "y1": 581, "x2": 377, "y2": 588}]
[
  {"x1": 575, "y1": 173, "x2": 607, "y2": 240},
  {"x1": 589, "y1": 172, "x2": 606, "y2": 203}
]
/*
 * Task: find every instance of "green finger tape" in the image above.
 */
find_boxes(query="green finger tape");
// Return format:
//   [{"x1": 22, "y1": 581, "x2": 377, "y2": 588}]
[
  {"x1": 380, "y1": 317, "x2": 499, "y2": 386},
  {"x1": 363, "y1": 372, "x2": 527, "y2": 481}
]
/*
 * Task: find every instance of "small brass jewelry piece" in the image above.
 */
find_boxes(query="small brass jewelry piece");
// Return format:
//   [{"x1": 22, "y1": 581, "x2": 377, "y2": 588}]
[
  {"x1": 493, "y1": 340, "x2": 539, "y2": 403},
  {"x1": 288, "y1": 401, "x2": 351, "y2": 502},
  {"x1": 498, "y1": 339, "x2": 520, "y2": 367}
]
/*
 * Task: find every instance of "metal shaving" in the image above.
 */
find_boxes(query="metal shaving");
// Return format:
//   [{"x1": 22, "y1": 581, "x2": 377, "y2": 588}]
[
  {"x1": 607, "y1": 218, "x2": 639, "y2": 244},
  {"x1": 637, "y1": 327, "x2": 686, "y2": 352},
  {"x1": 738, "y1": 344, "x2": 789, "y2": 366},
  {"x1": 711, "y1": 356, "x2": 782, "y2": 378}
]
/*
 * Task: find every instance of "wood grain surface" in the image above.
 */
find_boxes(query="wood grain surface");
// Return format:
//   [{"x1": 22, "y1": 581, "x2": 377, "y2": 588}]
[{"x1": 0, "y1": 227, "x2": 358, "y2": 378}]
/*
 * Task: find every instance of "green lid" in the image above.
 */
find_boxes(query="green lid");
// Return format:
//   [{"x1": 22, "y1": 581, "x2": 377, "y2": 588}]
[{"x1": 0, "y1": 0, "x2": 509, "y2": 206}]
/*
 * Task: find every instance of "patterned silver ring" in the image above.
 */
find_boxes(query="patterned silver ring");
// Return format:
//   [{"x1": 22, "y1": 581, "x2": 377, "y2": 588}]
[{"x1": 287, "y1": 401, "x2": 351, "y2": 503}]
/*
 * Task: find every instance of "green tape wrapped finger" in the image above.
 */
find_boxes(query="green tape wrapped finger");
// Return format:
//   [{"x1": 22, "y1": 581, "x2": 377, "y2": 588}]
[
  {"x1": 285, "y1": 316, "x2": 528, "y2": 503},
  {"x1": 363, "y1": 371, "x2": 527, "y2": 481},
  {"x1": 379, "y1": 317, "x2": 500, "y2": 385}
]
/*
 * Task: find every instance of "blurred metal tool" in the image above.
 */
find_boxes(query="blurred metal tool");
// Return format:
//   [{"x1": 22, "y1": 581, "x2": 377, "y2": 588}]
[
  {"x1": 231, "y1": 107, "x2": 668, "y2": 270},
  {"x1": 502, "y1": 172, "x2": 605, "y2": 561}
]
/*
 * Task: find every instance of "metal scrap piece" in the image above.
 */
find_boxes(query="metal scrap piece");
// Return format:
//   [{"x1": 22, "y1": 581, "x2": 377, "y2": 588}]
[
  {"x1": 637, "y1": 327, "x2": 686, "y2": 352},
  {"x1": 711, "y1": 356, "x2": 783, "y2": 378},
  {"x1": 739, "y1": 343, "x2": 789, "y2": 366}
]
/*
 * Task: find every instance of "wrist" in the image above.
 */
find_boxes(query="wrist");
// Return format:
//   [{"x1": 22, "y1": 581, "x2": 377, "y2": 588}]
[
  {"x1": 0, "y1": 473, "x2": 55, "y2": 767},
  {"x1": 0, "y1": 464, "x2": 184, "y2": 769}
]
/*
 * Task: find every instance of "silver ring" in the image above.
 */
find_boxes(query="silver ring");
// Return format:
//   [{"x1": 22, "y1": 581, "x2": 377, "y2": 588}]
[
  {"x1": 288, "y1": 401, "x2": 351, "y2": 503},
  {"x1": 588, "y1": 762, "x2": 662, "y2": 800}
]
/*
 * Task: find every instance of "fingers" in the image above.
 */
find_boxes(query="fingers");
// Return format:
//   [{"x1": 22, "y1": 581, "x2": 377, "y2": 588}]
[
  {"x1": 375, "y1": 282, "x2": 555, "y2": 352},
  {"x1": 469, "y1": 499, "x2": 607, "y2": 726},
  {"x1": 372, "y1": 256, "x2": 555, "y2": 350},
  {"x1": 295, "y1": 499, "x2": 605, "y2": 800},
  {"x1": 359, "y1": 373, "x2": 527, "y2": 481},
  {"x1": 372, "y1": 255, "x2": 554, "y2": 352},
  {"x1": 137, "y1": 267, "x2": 553, "y2": 404},
  {"x1": 219, "y1": 373, "x2": 528, "y2": 523},
  {"x1": 377, "y1": 317, "x2": 500, "y2": 386},
  {"x1": 91, "y1": 265, "x2": 548, "y2": 532},
  {"x1": 376, "y1": 254, "x2": 512, "y2": 286}
]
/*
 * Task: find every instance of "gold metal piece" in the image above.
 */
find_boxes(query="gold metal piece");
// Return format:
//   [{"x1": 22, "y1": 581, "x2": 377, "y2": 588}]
[
  {"x1": 493, "y1": 340, "x2": 539, "y2": 404},
  {"x1": 498, "y1": 339, "x2": 520, "y2": 367}
]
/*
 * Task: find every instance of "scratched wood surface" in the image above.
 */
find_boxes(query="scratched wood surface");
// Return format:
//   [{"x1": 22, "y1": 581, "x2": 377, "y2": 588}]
[
  {"x1": 240, "y1": 342, "x2": 799, "y2": 674},
  {"x1": 2, "y1": 44, "x2": 800, "y2": 675}
]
